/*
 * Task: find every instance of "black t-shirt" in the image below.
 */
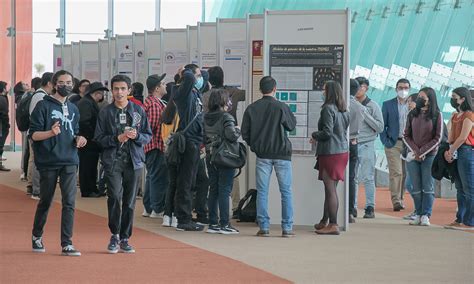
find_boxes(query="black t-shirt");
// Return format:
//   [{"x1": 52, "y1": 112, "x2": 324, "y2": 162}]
[{"x1": 114, "y1": 106, "x2": 133, "y2": 163}]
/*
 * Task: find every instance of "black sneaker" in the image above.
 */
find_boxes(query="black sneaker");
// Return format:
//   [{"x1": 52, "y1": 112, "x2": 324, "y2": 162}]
[
  {"x1": 231, "y1": 210, "x2": 239, "y2": 219},
  {"x1": 363, "y1": 206, "x2": 375, "y2": 219},
  {"x1": 393, "y1": 203, "x2": 403, "y2": 212},
  {"x1": 192, "y1": 216, "x2": 209, "y2": 225},
  {"x1": 119, "y1": 239, "x2": 135, "y2": 253},
  {"x1": 206, "y1": 224, "x2": 221, "y2": 234},
  {"x1": 26, "y1": 185, "x2": 33, "y2": 195},
  {"x1": 61, "y1": 245, "x2": 81, "y2": 256},
  {"x1": 282, "y1": 230, "x2": 295, "y2": 238},
  {"x1": 256, "y1": 229, "x2": 270, "y2": 237},
  {"x1": 349, "y1": 215, "x2": 356, "y2": 223},
  {"x1": 32, "y1": 236, "x2": 45, "y2": 253},
  {"x1": 350, "y1": 208, "x2": 358, "y2": 218},
  {"x1": 107, "y1": 234, "x2": 120, "y2": 254},
  {"x1": 219, "y1": 224, "x2": 239, "y2": 235},
  {"x1": 176, "y1": 221, "x2": 204, "y2": 232}
]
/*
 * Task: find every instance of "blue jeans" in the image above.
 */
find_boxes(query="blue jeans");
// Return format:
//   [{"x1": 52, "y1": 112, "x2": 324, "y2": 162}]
[
  {"x1": 143, "y1": 149, "x2": 169, "y2": 213},
  {"x1": 454, "y1": 145, "x2": 474, "y2": 226},
  {"x1": 207, "y1": 160, "x2": 235, "y2": 226},
  {"x1": 407, "y1": 155, "x2": 435, "y2": 216},
  {"x1": 405, "y1": 169, "x2": 413, "y2": 194},
  {"x1": 356, "y1": 141, "x2": 376, "y2": 209},
  {"x1": 256, "y1": 158, "x2": 293, "y2": 231}
]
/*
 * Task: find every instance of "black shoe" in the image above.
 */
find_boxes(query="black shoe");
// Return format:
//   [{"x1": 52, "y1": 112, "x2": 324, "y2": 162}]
[
  {"x1": 349, "y1": 215, "x2": 356, "y2": 223},
  {"x1": 231, "y1": 210, "x2": 239, "y2": 219},
  {"x1": 256, "y1": 229, "x2": 270, "y2": 237},
  {"x1": 32, "y1": 236, "x2": 45, "y2": 253},
  {"x1": 26, "y1": 185, "x2": 33, "y2": 195},
  {"x1": 393, "y1": 203, "x2": 403, "y2": 211},
  {"x1": 282, "y1": 230, "x2": 295, "y2": 238},
  {"x1": 192, "y1": 216, "x2": 209, "y2": 225},
  {"x1": 206, "y1": 224, "x2": 221, "y2": 234},
  {"x1": 350, "y1": 208, "x2": 358, "y2": 218},
  {"x1": 81, "y1": 192, "x2": 101, "y2": 198},
  {"x1": 119, "y1": 239, "x2": 135, "y2": 253},
  {"x1": 61, "y1": 245, "x2": 81, "y2": 256},
  {"x1": 107, "y1": 234, "x2": 120, "y2": 254},
  {"x1": 176, "y1": 221, "x2": 204, "y2": 231},
  {"x1": 220, "y1": 224, "x2": 239, "y2": 235},
  {"x1": 0, "y1": 165, "x2": 11, "y2": 171},
  {"x1": 363, "y1": 206, "x2": 375, "y2": 218}
]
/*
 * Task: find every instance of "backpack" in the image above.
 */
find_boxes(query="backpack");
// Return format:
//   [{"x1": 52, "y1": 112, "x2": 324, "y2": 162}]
[
  {"x1": 15, "y1": 90, "x2": 45, "y2": 131},
  {"x1": 235, "y1": 189, "x2": 257, "y2": 222}
]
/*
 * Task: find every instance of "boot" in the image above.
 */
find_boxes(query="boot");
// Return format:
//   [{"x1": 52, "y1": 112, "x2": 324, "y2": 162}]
[{"x1": 314, "y1": 219, "x2": 328, "y2": 230}]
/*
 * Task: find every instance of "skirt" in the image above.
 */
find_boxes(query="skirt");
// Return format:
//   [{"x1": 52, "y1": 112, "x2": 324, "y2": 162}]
[{"x1": 315, "y1": 152, "x2": 349, "y2": 181}]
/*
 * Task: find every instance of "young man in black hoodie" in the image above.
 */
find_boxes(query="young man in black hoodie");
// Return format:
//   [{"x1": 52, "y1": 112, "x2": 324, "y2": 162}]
[
  {"x1": 94, "y1": 75, "x2": 151, "y2": 253},
  {"x1": 242, "y1": 76, "x2": 297, "y2": 237},
  {"x1": 30, "y1": 70, "x2": 87, "y2": 256}
]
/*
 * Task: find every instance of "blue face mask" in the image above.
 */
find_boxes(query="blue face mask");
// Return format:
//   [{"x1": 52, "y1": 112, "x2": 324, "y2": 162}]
[{"x1": 194, "y1": 76, "x2": 204, "y2": 91}]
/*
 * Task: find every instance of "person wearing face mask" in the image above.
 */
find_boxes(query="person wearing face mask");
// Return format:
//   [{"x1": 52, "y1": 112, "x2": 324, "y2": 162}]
[
  {"x1": 29, "y1": 70, "x2": 87, "y2": 256},
  {"x1": 77, "y1": 82, "x2": 108, "y2": 198},
  {"x1": 403, "y1": 87, "x2": 443, "y2": 226},
  {"x1": 444, "y1": 87, "x2": 474, "y2": 230},
  {"x1": 381, "y1": 78, "x2": 411, "y2": 212}
]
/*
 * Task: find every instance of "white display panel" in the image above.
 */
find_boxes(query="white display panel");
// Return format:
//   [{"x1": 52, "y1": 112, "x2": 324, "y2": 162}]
[
  {"x1": 217, "y1": 18, "x2": 247, "y2": 89},
  {"x1": 187, "y1": 26, "x2": 199, "y2": 65},
  {"x1": 133, "y1": 33, "x2": 146, "y2": 86},
  {"x1": 369, "y1": 64, "x2": 390, "y2": 90},
  {"x1": 115, "y1": 35, "x2": 134, "y2": 78},
  {"x1": 161, "y1": 28, "x2": 188, "y2": 83},
  {"x1": 80, "y1": 41, "x2": 100, "y2": 82},
  {"x1": 98, "y1": 39, "x2": 109, "y2": 86},
  {"x1": 263, "y1": 10, "x2": 350, "y2": 228},
  {"x1": 71, "y1": 42, "x2": 81, "y2": 78},
  {"x1": 197, "y1": 22, "x2": 217, "y2": 69},
  {"x1": 144, "y1": 31, "x2": 161, "y2": 77},
  {"x1": 386, "y1": 64, "x2": 408, "y2": 88},
  {"x1": 61, "y1": 44, "x2": 72, "y2": 74},
  {"x1": 53, "y1": 44, "x2": 62, "y2": 73},
  {"x1": 407, "y1": 63, "x2": 430, "y2": 90}
]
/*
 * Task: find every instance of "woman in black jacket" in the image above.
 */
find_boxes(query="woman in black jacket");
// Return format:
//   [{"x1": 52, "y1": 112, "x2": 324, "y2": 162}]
[
  {"x1": 204, "y1": 89, "x2": 241, "y2": 234},
  {"x1": 311, "y1": 81, "x2": 350, "y2": 235}
]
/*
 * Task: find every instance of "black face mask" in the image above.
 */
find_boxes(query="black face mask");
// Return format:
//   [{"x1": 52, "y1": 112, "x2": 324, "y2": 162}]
[
  {"x1": 415, "y1": 97, "x2": 427, "y2": 109},
  {"x1": 450, "y1": 98, "x2": 460, "y2": 110},
  {"x1": 56, "y1": 85, "x2": 73, "y2": 97}
]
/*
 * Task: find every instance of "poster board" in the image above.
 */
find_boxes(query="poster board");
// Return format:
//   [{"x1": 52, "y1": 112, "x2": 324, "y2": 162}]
[
  {"x1": 197, "y1": 22, "x2": 217, "y2": 70},
  {"x1": 79, "y1": 41, "x2": 100, "y2": 82},
  {"x1": 53, "y1": 44, "x2": 62, "y2": 72},
  {"x1": 98, "y1": 39, "x2": 109, "y2": 86},
  {"x1": 115, "y1": 35, "x2": 134, "y2": 78},
  {"x1": 71, "y1": 42, "x2": 81, "y2": 79},
  {"x1": 133, "y1": 32, "x2": 146, "y2": 86},
  {"x1": 263, "y1": 10, "x2": 350, "y2": 228},
  {"x1": 187, "y1": 25, "x2": 199, "y2": 65},
  {"x1": 217, "y1": 18, "x2": 247, "y2": 89},
  {"x1": 61, "y1": 44, "x2": 72, "y2": 74},
  {"x1": 161, "y1": 28, "x2": 188, "y2": 83},
  {"x1": 144, "y1": 30, "x2": 161, "y2": 77}
]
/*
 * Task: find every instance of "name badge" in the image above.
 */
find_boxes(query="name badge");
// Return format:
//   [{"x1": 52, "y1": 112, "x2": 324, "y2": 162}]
[
  {"x1": 119, "y1": 113, "x2": 127, "y2": 125},
  {"x1": 62, "y1": 105, "x2": 69, "y2": 117}
]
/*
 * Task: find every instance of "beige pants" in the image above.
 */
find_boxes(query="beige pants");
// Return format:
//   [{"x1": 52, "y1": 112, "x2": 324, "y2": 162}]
[
  {"x1": 231, "y1": 178, "x2": 241, "y2": 211},
  {"x1": 384, "y1": 140, "x2": 406, "y2": 207}
]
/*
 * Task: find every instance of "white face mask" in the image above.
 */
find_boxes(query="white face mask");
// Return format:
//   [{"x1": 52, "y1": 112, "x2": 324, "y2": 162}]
[{"x1": 397, "y1": 90, "x2": 409, "y2": 99}]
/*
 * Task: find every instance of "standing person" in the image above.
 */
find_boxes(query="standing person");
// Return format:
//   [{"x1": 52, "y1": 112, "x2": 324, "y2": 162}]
[
  {"x1": 381, "y1": 79, "x2": 411, "y2": 211},
  {"x1": 30, "y1": 70, "x2": 87, "y2": 256},
  {"x1": 27, "y1": 72, "x2": 54, "y2": 199},
  {"x1": 354, "y1": 77, "x2": 384, "y2": 218},
  {"x1": 142, "y1": 74, "x2": 169, "y2": 218},
  {"x1": 347, "y1": 79, "x2": 364, "y2": 222},
  {"x1": 170, "y1": 64, "x2": 208, "y2": 232},
  {"x1": 204, "y1": 89, "x2": 241, "y2": 234},
  {"x1": 69, "y1": 79, "x2": 90, "y2": 105},
  {"x1": 0, "y1": 81, "x2": 10, "y2": 171},
  {"x1": 130, "y1": 82, "x2": 145, "y2": 107},
  {"x1": 94, "y1": 74, "x2": 151, "y2": 253},
  {"x1": 77, "y1": 82, "x2": 108, "y2": 198},
  {"x1": 242, "y1": 76, "x2": 296, "y2": 237},
  {"x1": 444, "y1": 87, "x2": 474, "y2": 230},
  {"x1": 312, "y1": 81, "x2": 350, "y2": 235},
  {"x1": 403, "y1": 87, "x2": 443, "y2": 226}
]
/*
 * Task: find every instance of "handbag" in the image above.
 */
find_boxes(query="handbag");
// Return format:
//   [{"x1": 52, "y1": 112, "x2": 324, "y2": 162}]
[{"x1": 210, "y1": 115, "x2": 247, "y2": 169}]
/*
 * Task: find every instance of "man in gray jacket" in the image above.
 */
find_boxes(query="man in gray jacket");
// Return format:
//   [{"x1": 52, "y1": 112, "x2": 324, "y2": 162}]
[{"x1": 354, "y1": 77, "x2": 384, "y2": 218}]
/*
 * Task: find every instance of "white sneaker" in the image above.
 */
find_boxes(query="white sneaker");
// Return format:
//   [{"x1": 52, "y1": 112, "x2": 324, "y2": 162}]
[
  {"x1": 409, "y1": 215, "x2": 421, "y2": 225},
  {"x1": 150, "y1": 211, "x2": 164, "y2": 219},
  {"x1": 420, "y1": 215, "x2": 430, "y2": 226},
  {"x1": 31, "y1": 194, "x2": 40, "y2": 200},
  {"x1": 403, "y1": 211, "x2": 417, "y2": 220},
  {"x1": 142, "y1": 210, "x2": 150, "y2": 217},
  {"x1": 162, "y1": 215, "x2": 171, "y2": 227},
  {"x1": 171, "y1": 216, "x2": 178, "y2": 228}
]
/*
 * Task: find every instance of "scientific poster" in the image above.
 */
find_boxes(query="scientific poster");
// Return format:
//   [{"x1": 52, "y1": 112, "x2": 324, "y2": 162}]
[
  {"x1": 117, "y1": 38, "x2": 133, "y2": 76},
  {"x1": 148, "y1": 59, "x2": 161, "y2": 76},
  {"x1": 163, "y1": 50, "x2": 187, "y2": 82},
  {"x1": 221, "y1": 41, "x2": 246, "y2": 88},
  {"x1": 251, "y1": 40, "x2": 264, "y2": 102}
]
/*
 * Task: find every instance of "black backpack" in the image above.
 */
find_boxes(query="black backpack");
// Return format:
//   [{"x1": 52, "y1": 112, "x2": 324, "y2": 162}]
[
  {"x1": 15, "y1": 90, "x2": 45, "y2": 131},
  {"x1": 235, "y1": 189, "x2": 257, "y2": 222}
]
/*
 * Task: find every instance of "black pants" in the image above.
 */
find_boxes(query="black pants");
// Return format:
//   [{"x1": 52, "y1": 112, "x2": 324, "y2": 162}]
[
  {"x1": 174, "y1": 141, "x2": 200, "y2": 224},
  {"x1": 32, "y1": 165, "x2": 77, "y2": 247},
  {"x1": 165, "y1": 163, "x2": 178, "y2": 217},
  {"x1": 192, "y1": 158, "x2": 209, "y2": 219},
  {"x1": 0, "y1": 124, "x2": 9, "y2": 158},
  {"x1": 105, "y1": 159, "x2": 140, "y2": 240},
  {"x1": 349, "y1": 143, "x2": 359, "y2": 214},
  {"x1": 78, "y1": 145, "x2": 100, "y2": 196}
]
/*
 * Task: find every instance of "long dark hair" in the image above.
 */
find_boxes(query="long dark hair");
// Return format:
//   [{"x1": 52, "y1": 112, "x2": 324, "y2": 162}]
[
  {"x1": 452, "y1": 87, "x2": 473, "y2": 112},
  {"x1": 72, "y1": 79, "x2": 90, "y2": 94},
  {"x1": 323, "y1": 81, "x2": 347, "y2": 112},
  {"x1": 161, "y1": 91, "x2": 177, "y2": 124},
  {"x1": 412, "y1": 87, "x2": 439, "y2": 120},
  {"x1": 207, "y1": 89, "x2": 229, "y2": 112}
]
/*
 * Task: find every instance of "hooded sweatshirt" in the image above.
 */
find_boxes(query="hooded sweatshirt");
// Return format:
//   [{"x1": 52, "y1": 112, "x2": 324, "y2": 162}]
[{"x1": 203, "y1": 111, "x2": 240, "y2": 153}]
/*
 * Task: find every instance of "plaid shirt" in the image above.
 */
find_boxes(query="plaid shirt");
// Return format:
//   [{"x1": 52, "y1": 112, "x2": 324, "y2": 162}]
[{"x1": 144, "y1": 95, "x2": 166, "y2": 153}]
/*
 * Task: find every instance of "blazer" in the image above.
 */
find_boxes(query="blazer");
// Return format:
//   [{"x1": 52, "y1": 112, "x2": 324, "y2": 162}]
[{"x1": 381, "y1": 97, "x2": 401, "y2": 148}]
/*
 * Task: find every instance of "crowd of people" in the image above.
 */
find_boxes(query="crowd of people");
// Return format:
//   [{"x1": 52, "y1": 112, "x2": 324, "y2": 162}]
[{"x1": 0, "y1": 63, "x2": 472, "y2": 256}]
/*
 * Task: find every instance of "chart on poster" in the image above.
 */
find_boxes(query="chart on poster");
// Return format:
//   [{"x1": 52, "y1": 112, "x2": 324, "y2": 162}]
[{"x1": 269, "y1": 44, "x2": 344, "y2": 154}]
